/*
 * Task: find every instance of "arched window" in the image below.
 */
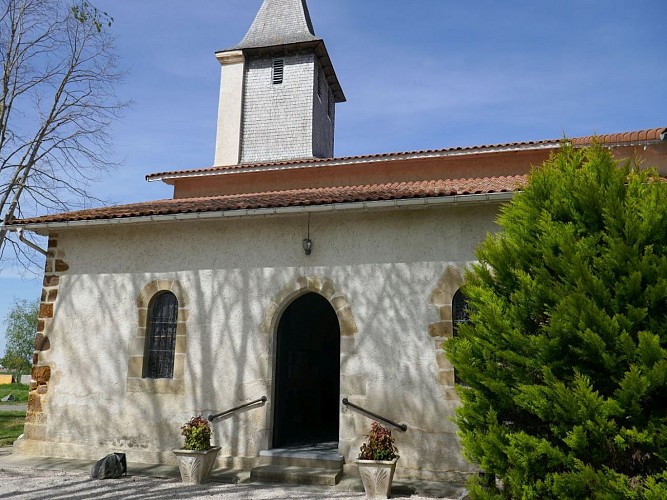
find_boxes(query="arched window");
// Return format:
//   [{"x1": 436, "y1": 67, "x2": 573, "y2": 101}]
[
  {"x1": 452, "y1": 289, "x2": 470, "y2": 385},
  {"x1": 145, "y1": 292, "x2": 178, "y2": 379}
]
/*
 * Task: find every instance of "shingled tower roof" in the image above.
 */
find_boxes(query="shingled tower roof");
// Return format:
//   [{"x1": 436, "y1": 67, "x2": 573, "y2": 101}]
[
  {"x1": 234, "y1": 0, "x2": 319, "y2": 49},
  {"x1": 220, "y1": 0, "x2": 345, "y2": 102}
]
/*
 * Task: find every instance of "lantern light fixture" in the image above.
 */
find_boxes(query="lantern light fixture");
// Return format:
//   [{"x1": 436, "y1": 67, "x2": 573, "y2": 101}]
[
  {"x1": 302, "y1": 237, "x2": 312, "y2": 255},
  {"x1": 302, "y1": 214, "x2": 312, "y2": 256}
]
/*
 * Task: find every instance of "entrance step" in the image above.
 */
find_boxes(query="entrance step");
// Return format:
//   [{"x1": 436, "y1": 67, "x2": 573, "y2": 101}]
[
  {"x1": 251, "y1": 442, "x2": 344, "y2": 486},
  {"x1": 250, "y1": 464, "x2": 343, "y2": 486}
]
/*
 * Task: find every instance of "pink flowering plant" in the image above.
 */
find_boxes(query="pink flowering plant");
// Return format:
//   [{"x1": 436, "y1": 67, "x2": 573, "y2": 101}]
[
  {"x1": 358, "y1": 422, "x2": 399, "y2": 461},
  {"x1": 180, "y1": 415, "x2": 212, "y2": 451}
]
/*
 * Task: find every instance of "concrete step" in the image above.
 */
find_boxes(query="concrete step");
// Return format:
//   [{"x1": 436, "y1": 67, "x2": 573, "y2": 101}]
[
  {"x1": 259, "y1": 447, "x2": 344, "y2": 469},
  {"x1": 250, "y1": 464, "x2": 343, "y2": 486}
]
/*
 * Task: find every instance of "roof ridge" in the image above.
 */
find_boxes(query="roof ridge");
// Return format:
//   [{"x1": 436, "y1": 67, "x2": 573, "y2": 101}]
[{"x1": 147, "y1": 127, "x2": 666, "y2": 181}]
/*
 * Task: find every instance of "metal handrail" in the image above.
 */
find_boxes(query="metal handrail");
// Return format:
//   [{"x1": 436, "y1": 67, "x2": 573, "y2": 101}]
[
  {"x1": 208, "y1": 396, "x2": 268, "y2": 422},
  {"x1": 342, "y1": 398, "x2": 408, "y2": 432}
]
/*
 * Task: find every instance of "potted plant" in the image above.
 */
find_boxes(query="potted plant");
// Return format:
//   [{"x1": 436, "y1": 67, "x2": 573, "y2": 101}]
[
  {"x1": 356, "y1": 421, "x2": 400, "y2": 499},
  {"x1": 173, "y1": 415, "x2": 221, "y2": 484}
]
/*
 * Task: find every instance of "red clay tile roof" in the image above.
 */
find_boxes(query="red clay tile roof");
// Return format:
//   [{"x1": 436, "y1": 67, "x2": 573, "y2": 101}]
[
  {"x1": 146, "y1": 127, "x2": 667, "y2": 181},
  {"x1": 14, "y1": 175, "x2": 528, "y2": 225}
]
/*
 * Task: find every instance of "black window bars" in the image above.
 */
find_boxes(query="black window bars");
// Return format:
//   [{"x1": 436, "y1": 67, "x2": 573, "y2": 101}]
[{"x1": 145, "y1": 291, "x2": 178, "y2": 379}]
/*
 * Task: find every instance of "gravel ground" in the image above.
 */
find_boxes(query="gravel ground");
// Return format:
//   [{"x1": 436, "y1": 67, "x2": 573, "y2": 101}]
[{"x1": 0, "y1": 469, "x2": 450, "y2": 499}]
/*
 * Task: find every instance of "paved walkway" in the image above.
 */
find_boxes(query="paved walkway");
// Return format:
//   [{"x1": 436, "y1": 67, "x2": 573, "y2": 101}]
[
  {"x1": 0, "y1": 448, "x2": 469, "y2": 499},
  {"x1": 0, "y1": 404, "x2": 27, "y2": 412}
]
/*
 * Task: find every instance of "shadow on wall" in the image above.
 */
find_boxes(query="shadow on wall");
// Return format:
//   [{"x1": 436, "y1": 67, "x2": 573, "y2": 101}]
[{"x1": 32, "y1": 205, "x2": 499, "y2": 473}]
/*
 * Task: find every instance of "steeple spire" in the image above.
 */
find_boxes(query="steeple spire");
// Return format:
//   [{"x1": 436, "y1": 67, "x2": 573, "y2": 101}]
[
  {"x1": 235, "y1": 0, "x2": 318, "y2": 50},
  {"x1": 213, "y1": 0, "x2": 345, "y2": 166}
]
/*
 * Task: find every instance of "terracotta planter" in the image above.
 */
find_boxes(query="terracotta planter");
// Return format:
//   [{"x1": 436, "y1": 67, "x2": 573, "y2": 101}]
[
  {"x1": 356, "y1": 457, "x2": 399, "y2": 499},
  {"x1": 173, "y1": 446, "x2": 221, "y2": 484}
]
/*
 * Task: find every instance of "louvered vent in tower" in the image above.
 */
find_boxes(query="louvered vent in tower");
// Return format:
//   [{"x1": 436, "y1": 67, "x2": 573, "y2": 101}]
[{"x1": 272, "y1": 58, "x2": 284, "y2": 84}]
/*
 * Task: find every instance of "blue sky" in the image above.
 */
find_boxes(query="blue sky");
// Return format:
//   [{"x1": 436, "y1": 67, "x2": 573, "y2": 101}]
[{"x1": 1, "y1": 0, "x2": 666, "y2": 353}]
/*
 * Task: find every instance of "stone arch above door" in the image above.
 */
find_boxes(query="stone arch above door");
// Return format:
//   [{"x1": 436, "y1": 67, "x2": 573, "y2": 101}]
[
  {"x1": 259, "y1": 276, "x2": 358, "y2": 338},
  {"x1": 272, "y1": 292, "x2": 341, "y2": 447},
  {"x1": 260, "y1": 275, "x2": 363, "y2": 449}
]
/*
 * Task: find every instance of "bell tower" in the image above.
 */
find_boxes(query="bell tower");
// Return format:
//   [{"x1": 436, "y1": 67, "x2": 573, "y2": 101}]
[{"x1": 214, "y1": 0, "x2": 345, "y2": 166}]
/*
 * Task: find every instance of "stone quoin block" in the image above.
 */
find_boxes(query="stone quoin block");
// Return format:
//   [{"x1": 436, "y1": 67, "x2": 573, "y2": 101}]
[
  {"x1": 428, "y1": 321, "x2": 453, "y2": 338},
  {"x1": 439, "y1": 369, "x2": 455, "y2": 387},
  {"x1": 27, "y1": 393, "x2": 43, "y2": 414},
  {"x1": 34, "y1": 334, "x2": 50, "y2": 352},
  {"x1": 39, "y1": 303, "x2": 53, "y2": 319},
  {"x1": 32, "y1": 366, "x2": 51, "y2": 383},
  {"x1": 54, "y1": 259, "x2": 69, "y2": 272},
  {"x1": 43, "y1": 275, "x2": 59, "y2": 287}
]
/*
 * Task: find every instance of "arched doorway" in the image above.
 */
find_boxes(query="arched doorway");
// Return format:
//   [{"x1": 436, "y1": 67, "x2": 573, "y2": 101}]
[{"x1": 272, "y1": 293, "x2": 340, "y2": 448}]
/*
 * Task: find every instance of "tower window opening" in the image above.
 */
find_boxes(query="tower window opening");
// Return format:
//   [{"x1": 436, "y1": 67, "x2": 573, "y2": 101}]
[
  {"x1": 272, "y1": 58, "x2": 284, "y2": 85},
  {"x1": 327, "y1": 88, "x2": 334, "y2": 119},
  {"x1": 316, "y1": 67, "x2": 322, "y2": 99}
]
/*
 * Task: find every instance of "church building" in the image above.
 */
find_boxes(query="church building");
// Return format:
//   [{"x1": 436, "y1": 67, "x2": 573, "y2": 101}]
[{"x1": 9, "y1": 0, "x2": 667, "y2": 484}]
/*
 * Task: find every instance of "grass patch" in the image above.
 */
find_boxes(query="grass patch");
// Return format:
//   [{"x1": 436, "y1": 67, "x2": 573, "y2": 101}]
[
  {"x1": 0, "y1": 411, "x2": 26, "y2": 447},
  {"x1": 0, "y1": 383, "x2": 30, "y2": 403}
]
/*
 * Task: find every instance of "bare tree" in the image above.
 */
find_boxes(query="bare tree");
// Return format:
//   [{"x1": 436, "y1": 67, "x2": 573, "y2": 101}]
[{"x1": 0, "y1": 0, "x2": 124, "y2": 271}]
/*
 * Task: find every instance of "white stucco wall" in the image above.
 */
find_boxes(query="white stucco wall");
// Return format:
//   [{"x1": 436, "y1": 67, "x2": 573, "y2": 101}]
[
  {"x1": 17, "y1": 202, "x2": 501, "y2": 481},
  {"x1": 214, "y1": 51, "x2": 245, "y2": 166}
]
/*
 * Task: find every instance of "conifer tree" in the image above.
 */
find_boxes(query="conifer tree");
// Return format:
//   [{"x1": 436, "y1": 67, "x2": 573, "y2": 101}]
[{"x1": 446, "y1": 143, "x2": 667, "y2": 498}]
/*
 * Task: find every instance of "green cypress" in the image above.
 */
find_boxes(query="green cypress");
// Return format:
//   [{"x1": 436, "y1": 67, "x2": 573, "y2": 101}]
[{"x1": 446, "y1": 143, "x2": 667, "y2": 499}]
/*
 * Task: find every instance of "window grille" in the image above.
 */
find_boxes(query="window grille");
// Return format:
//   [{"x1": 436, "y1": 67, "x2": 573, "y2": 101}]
[
  {"x1": 452, "y1": 289, "x2": 470, "y2": 336},
  {"x1": 272, "y1": 58, "x2": 284, "y2": 85},
  {"x1": 145, "y1": 291, "x2": 178, "y2": 379},
  {"x1": 316, "y1": 66, "x2": 322, "y2": 99},
  {"x1": 452, "y1": 289, "x2": 470, "y2": 385}
]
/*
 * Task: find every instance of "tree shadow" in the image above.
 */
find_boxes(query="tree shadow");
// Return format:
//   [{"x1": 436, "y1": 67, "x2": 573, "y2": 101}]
[{"x1": 22, "y1": 202, "x2": 500, "y2": 480}]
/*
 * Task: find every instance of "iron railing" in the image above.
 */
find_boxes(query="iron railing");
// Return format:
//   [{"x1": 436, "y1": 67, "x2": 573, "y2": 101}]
[
  {"x1": 208, "y1": 396, "x2": 268, "y2": 422},
  {"x1": 342, "y1": 397, "x2": 408, "y2": 432}
]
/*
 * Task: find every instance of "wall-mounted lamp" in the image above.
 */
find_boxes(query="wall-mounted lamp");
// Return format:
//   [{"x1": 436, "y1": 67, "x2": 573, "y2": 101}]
[
  {"x1": 302, "y1": 214, "x2": 312, "y2": 256},
  {"x1": 302, "y1": 237, "x2": 312, "y2": 256}
]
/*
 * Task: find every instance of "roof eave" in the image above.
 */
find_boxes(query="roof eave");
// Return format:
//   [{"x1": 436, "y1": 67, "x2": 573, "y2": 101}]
[
  {"x1": 216, "y1": 39, "x2": 345, "y2": 103},
  {"x1": 9, "y1": 192, "x2": 516, "y2": 233},
  {"x1": 146, "y1": 141, "x2": 560, "y2": 183}
]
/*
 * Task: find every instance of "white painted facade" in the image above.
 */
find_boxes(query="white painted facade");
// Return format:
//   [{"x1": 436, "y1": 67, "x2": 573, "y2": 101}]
[
  {"x1": 214, "y1": 51, "x2": 245, "y2": 166},
  {"x1": 15, "y1": 203, "x2": 500, "y2": 481}
]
